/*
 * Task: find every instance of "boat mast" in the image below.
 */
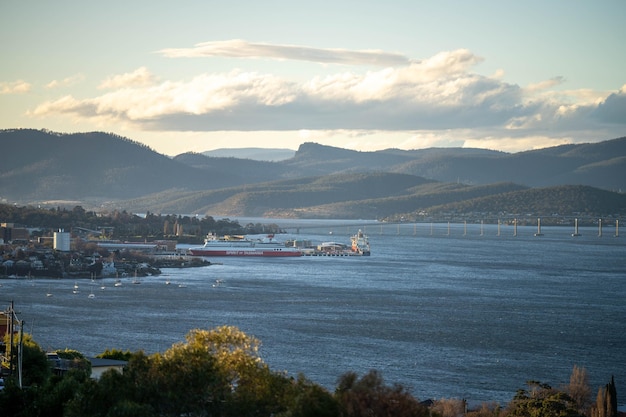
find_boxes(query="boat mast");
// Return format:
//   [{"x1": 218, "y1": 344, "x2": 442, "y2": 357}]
[
  {"x1": 572, "y1": 218, "x2": 581, "y2": 237},
  {"x1": 534, "y1": 217, "x2": 543, "y2": 237}
]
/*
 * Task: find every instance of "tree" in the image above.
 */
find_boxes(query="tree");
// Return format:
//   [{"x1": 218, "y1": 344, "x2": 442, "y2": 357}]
[
  {"x1": 67, "y1": 326, "x2": 298, "y2": 417},
  {"x1": 591, "y1": 376, "x2": 618, "y2": 417},
  {"x1": 55, "y1": 348, "x2": 91, "y2": 375},
  {"x1": 432, "y1": 398, "x2": 467, "y2": 417},
  {"x1": 466, "y1": 402, "x2": 501, "y2": 417},
  {"x1": 335, "y1": 370, "x2": 429, "y2": 417},
  {"x1": 280, "y1": 374, "x2": 340, "y2": 417},
  {"x1": 504, "y1": 381, "x2": 583, "y2": 417},
  {"x1": 566, "y1": 365, "x2": 591, "y2": 414},
  {"x1": 96, "y1": 348, "x2": 133, "y2": 361},
  {"x1": 181, "y1": 326, "x2": 286, "y2": 417},
  {"x1": 1, "y1": 332, "x2": 51, "y2": 388}
]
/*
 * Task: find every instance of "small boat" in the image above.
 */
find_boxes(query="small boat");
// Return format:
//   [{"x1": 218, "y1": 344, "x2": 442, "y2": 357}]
[
  {"x1": 72, "y1": 282, "x2": 79, "y2": 294},
  {"x1": 114, "y1": 279, "x2": 123, "y2": 287}
]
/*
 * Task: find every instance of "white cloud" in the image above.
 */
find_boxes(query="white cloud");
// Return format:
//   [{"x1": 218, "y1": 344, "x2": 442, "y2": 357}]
[
  {"x1": 28, "y1": 47, "x2": 626, "y2": 151},
  {"x1": 0, "y1": 80, "x2": 31, "y2": 94},
  {"x1": 463, "y1": 135, "x2": 575, "y2": 152},
  {"x1": 526, "y1": 76, "x2": 565, "y2": 93},
  {"x1": 157, "y1": 39, "x2": 411, "y2": 67},
  {"x1": 98, "y1": 67, "x2": 158, "y2": 90},
  {"x1": 45, "y1": 74, "x2": 85, "y2": 89}
]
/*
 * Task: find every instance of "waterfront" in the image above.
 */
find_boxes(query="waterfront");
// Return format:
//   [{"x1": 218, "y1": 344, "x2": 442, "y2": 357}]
[{"x1": 1, "y1": 221, "x2": 625, "y2": 407}]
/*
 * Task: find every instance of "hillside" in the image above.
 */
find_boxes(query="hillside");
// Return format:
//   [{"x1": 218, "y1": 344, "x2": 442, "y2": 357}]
[
  {"x1": 418, "y1": 185, "x2": 626, "y2": 220},
  {"x1": 110, "y1": 176, "x2": 626, "y2": 222},
  {"x1": 0, "y1": 129, "x2": 238, "y2": 202},
  {"x1": 1, "y1": 129, "x2": 625, "y2": 220},
  {"x1": 184, "y1": 139, "x2": 626, "y2": 191}
]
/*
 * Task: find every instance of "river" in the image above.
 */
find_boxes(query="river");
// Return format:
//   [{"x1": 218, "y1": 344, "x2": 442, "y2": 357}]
[{"x1": 1, "y1": 220, "x2": 625, "y2": 407}]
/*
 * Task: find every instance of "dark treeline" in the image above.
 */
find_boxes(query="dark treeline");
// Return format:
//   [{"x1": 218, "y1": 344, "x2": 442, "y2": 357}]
[
  {"x1": 0, "y1": 203, "x2": 282, "y2": 243},
  {"x1": 0, "y1": 326, "x2": 618, "y2": 417}
]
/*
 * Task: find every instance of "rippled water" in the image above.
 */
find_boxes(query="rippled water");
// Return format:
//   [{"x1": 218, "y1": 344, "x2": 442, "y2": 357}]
[{"x1": 2, "y1": 221, "x2": 625, "y2": 406}]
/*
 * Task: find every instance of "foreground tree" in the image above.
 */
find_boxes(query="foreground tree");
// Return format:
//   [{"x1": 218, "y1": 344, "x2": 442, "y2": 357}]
[
  {"x1": 504, "y1": 381, "x2": 583, "y2": 417},
  {"x1": 1, "y1": 332, "x2": 50, "y2": 388},
  {"x1": 432, "y1": 398, "x2": 467, "y2": 417},
  {"x1": 335, "y1": 370, "x2": 429, "y2": 417},
  {"x1": 466, "y1": 402, "x2": 501, "y2": 417},
  {"x1": 565, "y1": 365, "x2": 591, "y2": 414},
  {"x1": 591, "y1": 376, "x2": 618, "y2": 417},
  {"x1": 0, "y1": 335, "x2": 91, "y2": 417},
  {"x1": 64, "y1": 326, "x2": 339, "y2": 417}
]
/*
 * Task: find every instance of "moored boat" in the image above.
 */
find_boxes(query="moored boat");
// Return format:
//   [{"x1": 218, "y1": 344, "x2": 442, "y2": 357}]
[
  {"x1": 188, "y1": 233, "x2": 302, "y2": 257},
  {"x1": 351, "y1": 229, "x2": 370, "y2": 256}
]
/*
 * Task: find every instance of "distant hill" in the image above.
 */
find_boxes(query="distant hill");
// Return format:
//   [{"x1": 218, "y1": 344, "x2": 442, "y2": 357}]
[
  {"x1": 1, "y1": 128, "x2": 625, "y2": 220},
  {"x1": 404, "y1": 184, "x2": 626, "y2": 222},
  {"x1": 185, "y1": 139, "x2": 626, "y2": 191}
]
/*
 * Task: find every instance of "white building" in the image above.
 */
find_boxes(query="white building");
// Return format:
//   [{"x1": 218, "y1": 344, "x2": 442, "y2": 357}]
[{"x1": 53, "y1": 230, "x2": 71, "y2": 251}]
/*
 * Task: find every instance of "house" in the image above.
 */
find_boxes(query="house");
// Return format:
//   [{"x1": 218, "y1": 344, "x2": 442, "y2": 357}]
[{"x1": 88, "y1": 357, "x2": 127, "y2": 379}]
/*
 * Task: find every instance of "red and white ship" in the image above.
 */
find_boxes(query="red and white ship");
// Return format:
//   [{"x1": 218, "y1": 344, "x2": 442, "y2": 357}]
[{"x1": 188, "y1": 233, "x2": 302, "y2": 257}]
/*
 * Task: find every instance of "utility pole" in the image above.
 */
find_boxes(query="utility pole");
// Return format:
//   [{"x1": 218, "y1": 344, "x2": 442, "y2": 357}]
[{"x1": 3, "y1": 301, "x2": 23, "y2": 388}]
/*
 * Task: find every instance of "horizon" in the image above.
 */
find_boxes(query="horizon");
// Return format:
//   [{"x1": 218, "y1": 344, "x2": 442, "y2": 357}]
[
  {"x1": 1, "y1": 1, "x2": 625, "y2": 156},
  {"x1": 8, "y1": 127, "x2": 624, "y2": 157}
]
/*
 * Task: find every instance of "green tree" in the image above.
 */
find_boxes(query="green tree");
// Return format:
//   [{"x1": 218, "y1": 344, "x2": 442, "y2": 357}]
[
  {"x1": 181, "y1": 326, "x2": 287, "y2": 416},
  {"x1": 64, "y1": 351, "x2": 159, "y2": 417},
  {"x1": 34, "y1": 369, "x2": 90, "y2": 417},
  {"x1": 96, "y1": 348, "x2": 133, "y2": 361},
  {"x1": 504, "y1": 381, "x2": 583, "y2": 417},
  {"x1": 280, "y1": 374, "x2": 340, "y2": 417},
  {"x1": 2, "y1": 332, "x2": 51, "y2": 388}
]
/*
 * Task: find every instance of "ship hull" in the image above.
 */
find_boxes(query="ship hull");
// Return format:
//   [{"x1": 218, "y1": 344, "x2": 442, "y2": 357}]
[{"x1": 188, "y1": 248, "x2": 302, "y2": 257}]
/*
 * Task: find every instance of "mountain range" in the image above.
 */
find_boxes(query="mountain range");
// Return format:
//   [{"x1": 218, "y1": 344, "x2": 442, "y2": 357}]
[{"x1": 1, "y1": 128, "x2": 625, "y2": 220}]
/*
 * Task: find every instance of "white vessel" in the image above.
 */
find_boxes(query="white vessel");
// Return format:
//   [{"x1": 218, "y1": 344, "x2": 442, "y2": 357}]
[{"x1": 188, "y1": 234, "x2": 302, "y2": 257}]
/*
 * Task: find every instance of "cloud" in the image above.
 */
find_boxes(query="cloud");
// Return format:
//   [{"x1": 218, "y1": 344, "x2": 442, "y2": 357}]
[
  {"x1": 0, "y1": 80, "x2": 31, "y2": 94},
  {"x1": 98, "y1": 67, "x2": 158, "y2": 89},
  {"x1": 526, "y1": 76, "x2": 566, "y2": 92},
  {"x1": 157, "y1": 39, "x2": 411, "y2": 67},
  {"x1": 29, "y1": 48, "x2": 625, "y2": 149},
  {"x1": 45, "y1": 74, "x2": 85, "y2": 89},
  {"x1": 463, "y1": 135, "x2": 575, "y2": 152},
  {"x1": 592, "y1": 84, "x2": 626, "y2": 124}
]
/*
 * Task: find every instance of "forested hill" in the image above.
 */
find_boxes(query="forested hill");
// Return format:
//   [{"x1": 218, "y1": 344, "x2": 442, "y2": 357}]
[
  {"x1": 1, "y1": 129, "x2": 625, "y2": 219},
  {"x1": 0, "y1": 129, "x2": 242, "y2": 201},
  {"x1": 279, "y1": 139, "x2": 626, "y2": 190}
]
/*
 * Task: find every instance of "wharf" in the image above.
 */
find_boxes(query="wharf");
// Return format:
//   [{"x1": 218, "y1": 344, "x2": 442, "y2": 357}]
[{"x1": 299, "y1": 249, "x2": 365, "y2": 257}]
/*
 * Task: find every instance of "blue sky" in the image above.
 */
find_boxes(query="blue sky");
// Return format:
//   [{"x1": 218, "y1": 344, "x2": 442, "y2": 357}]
[{"x1": 1, "y1": 0, "x2": 625, "y2": 156}]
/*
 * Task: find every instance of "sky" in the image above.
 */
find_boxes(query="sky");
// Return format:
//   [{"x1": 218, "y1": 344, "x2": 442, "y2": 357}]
[{"x1": 1, "y1": 0, "x2": 625, "y2": 156}]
